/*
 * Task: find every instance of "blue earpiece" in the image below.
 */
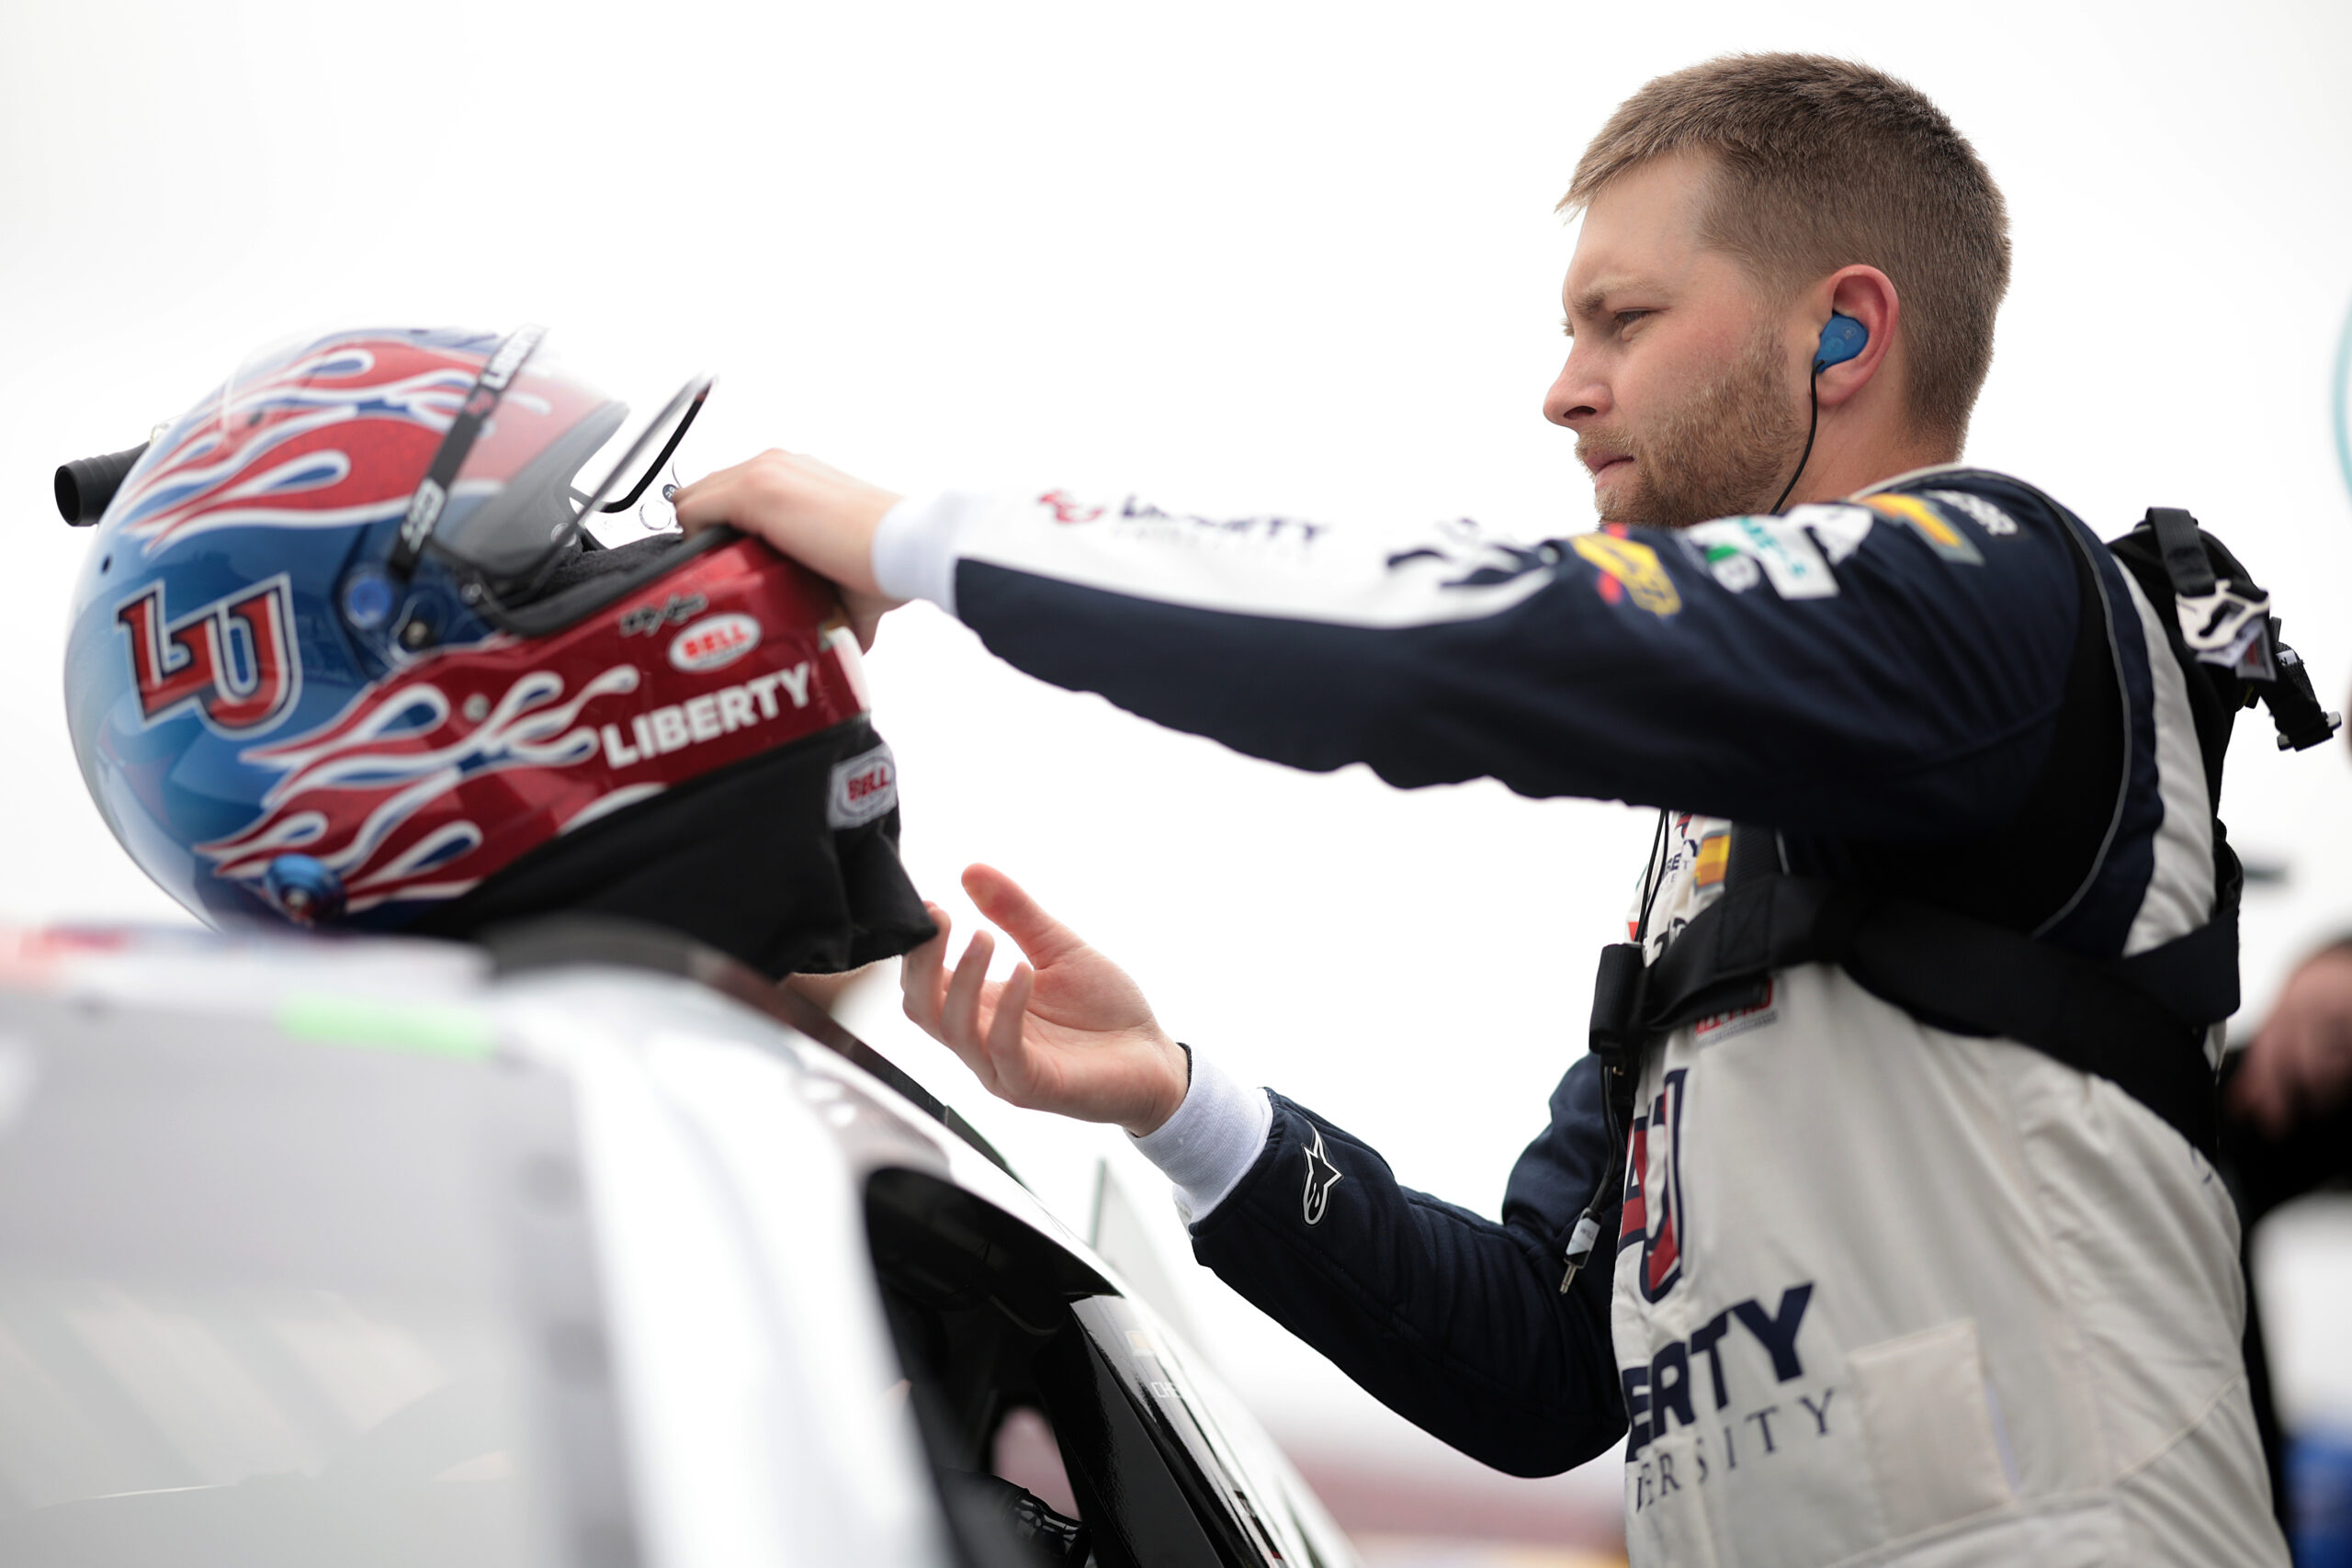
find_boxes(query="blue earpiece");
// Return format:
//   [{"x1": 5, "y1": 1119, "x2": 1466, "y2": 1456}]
[
  {"x1": 1771, "y1": 312, "x2": 1871, "y2": 512},
  {"x1": 1815, "y1": 313, "x2": 1868, "y2": 371}
]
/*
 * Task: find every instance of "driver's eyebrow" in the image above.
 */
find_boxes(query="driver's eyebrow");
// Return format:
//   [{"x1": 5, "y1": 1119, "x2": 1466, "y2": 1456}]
[{"x1": 1564, "y1": 276, "x2": 1649, "y2": 332}]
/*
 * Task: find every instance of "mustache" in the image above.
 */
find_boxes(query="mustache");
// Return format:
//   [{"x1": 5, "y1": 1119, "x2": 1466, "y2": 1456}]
[{"x1": 1576, "y1": 433, "x2": 1635, "y2": 472}]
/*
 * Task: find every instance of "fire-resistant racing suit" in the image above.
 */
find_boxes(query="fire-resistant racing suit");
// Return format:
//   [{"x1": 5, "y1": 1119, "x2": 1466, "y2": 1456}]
[{"x1": 868, "y1": 467, "x2": 2287, "y2": 1568}]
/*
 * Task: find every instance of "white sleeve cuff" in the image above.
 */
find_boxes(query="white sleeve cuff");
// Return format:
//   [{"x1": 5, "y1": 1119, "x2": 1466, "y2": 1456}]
[
  {"x1": 872, "y1": 491, "x2": 990, "y2": 615},
  {"x1": 1128, "y1": 1052, "x2": 1274, "y2": 1226}
]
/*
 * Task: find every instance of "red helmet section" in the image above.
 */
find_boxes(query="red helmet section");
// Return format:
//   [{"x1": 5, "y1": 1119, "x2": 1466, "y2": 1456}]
[
  {"x1": 112, "y1": 336, "x2": 481, "y2": 559},
  {"x1": 198, "y1": 538, "x2": 870, "y2": 919}
]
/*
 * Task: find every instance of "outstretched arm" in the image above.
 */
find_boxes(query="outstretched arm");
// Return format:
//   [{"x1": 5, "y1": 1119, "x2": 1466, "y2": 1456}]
[
  {"x1": 677, "y1": 457, "x2": 2085, "y2": 839},
  {"x1": 896, "y1": 867, "x2": 1625, "y2": 1474},
  {"x1": 1189, "y1": 1070, "x2": 1626, "y2": 1477}
]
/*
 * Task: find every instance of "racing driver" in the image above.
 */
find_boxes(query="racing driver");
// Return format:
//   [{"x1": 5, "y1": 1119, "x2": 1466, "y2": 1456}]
[{"x1": 674, "y1": 55, "x2": 2292, "y2": 1568}]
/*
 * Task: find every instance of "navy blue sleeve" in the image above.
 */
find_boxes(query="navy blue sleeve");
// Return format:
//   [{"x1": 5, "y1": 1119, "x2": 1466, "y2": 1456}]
[
  {"x1": 1187, "y1": 1055, "x2": 1624, "y2": 1477},
  {"x1": 948, "y1": 474, "x2": 2082, "y2": 840}
]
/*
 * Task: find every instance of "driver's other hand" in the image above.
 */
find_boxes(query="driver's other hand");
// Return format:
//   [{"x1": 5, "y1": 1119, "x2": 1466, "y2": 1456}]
[
  {"x1": 901, "y1": 864, "x2": 1190, "y2": 1138},
  {"x1": 670, "y1": 450, "x2": 903, "y2": 648}
]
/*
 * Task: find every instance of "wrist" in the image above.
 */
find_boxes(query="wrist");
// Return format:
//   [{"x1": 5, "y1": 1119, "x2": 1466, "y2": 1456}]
[
  {"x1": 821, "y1": 490, "x2": 896, "y2": 598},
  {"x1": 872, "y1": 491, "x2": 990, "y2": 614},
  {"x1": 1118, "y1": 1035, "x2": 1192, "y2": 1138},
  {"x1": 1128, "y1": 1051, "x2": 1274, "y2": 1224}
]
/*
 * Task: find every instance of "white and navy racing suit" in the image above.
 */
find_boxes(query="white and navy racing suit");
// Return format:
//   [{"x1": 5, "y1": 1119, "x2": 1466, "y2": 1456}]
[{"x1": 871, "y1": 468, "x2": 2286, "y2": 1568}]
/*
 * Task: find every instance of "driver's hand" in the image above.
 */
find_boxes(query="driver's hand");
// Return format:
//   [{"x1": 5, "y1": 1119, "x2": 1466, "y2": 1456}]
[
  {"x1": 671, "y1": 450, "x2": 903, "y2": 649},
  {"x1": 902, "y1": 865, "x2": 1190, "y2": 1137}
]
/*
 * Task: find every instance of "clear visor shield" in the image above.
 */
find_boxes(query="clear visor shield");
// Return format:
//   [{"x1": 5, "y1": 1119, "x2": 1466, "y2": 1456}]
[{"x1": 429, "y1": 342, "x2": 710, "y2": 581}]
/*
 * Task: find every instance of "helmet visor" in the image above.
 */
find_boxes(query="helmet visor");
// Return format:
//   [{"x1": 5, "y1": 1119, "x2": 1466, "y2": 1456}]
[{"x1": 432, "y1": 350, "x2": 710, "y2": 581}]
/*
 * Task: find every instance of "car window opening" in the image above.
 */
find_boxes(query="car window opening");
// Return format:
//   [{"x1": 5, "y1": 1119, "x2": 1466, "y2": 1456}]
[{"x1": 865, "y1": 1167, "x2": 1249, "y2": 1568}]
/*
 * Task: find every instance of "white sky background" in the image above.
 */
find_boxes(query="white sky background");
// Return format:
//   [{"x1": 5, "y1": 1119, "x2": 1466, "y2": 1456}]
[{"x1": 6, "y1": 0, "x2": 2352, "y2": 1523}]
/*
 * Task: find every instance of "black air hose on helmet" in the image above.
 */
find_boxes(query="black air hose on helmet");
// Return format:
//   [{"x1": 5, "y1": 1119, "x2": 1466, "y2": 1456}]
[{"x1": 55, "y1": 444, "x2": 150, "y2": 526}]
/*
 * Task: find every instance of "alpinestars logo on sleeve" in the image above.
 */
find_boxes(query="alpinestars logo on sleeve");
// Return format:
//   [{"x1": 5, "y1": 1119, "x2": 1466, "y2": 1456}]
[
  {"x1": 117, "y1": 576, "x2": 301, "y2": 735},
  {"x1": 1301, "y1": 1126, "x2": 1343, "y2": 1224}
]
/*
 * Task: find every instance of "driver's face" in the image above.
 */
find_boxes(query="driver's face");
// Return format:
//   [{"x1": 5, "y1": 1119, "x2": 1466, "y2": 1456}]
[{"x1": 1544, "y1": 152, "x2": 1808, "y2": 529}]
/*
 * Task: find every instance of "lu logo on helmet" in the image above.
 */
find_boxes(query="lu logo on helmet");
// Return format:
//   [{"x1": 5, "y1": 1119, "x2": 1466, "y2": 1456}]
[{"x1": 116, "y1": 575, "x2": 301, "y2": 734}]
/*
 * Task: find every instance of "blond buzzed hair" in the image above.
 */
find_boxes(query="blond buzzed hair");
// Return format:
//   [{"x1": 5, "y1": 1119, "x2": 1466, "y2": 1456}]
[{"x1": 1566, "y1": 54, "x2": 2010, "y2": 451}]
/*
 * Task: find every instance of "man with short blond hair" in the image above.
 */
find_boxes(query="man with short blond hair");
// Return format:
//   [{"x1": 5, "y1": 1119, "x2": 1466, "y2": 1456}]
[
  {"x1": 683, "y1": 53, "x2": 2287, "y2": 1567},
  {"x1": 1569, "y1": 53, "x2": 2009, "y2": 456}
]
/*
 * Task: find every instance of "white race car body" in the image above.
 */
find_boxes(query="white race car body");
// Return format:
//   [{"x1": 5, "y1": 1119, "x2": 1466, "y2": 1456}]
[{"x1": 0, "y1": 923, "x2": 1356, "y2": 1568}]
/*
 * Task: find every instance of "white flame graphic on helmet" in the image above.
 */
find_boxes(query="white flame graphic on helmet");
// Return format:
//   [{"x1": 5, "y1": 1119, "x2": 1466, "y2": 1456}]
[
  {"x1": 114, "y1": 340, "x2": 476, "y2": 556},
  {"x1": 200, "y1": 663, "x2": 640, "y2": 912}
]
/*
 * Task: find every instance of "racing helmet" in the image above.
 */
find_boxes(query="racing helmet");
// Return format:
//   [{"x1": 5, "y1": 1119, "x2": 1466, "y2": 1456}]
[{"x1": 61, "y1": 325, "x2": 933, "y2": 976}]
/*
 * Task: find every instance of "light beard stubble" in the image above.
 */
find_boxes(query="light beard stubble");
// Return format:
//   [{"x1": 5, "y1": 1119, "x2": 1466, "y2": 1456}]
[{"x1": 1587, "y1": 326, "x2": 1808, "y2": 531}]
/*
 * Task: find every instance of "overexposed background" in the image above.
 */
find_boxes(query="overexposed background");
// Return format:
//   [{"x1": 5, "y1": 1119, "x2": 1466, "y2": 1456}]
[{"x1": 6, "y1": 1, "x2": 2350, "y2": 1557}]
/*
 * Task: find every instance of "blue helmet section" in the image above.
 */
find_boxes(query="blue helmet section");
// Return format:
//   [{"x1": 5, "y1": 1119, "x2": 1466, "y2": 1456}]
[{"x1": 62, "y1": 328, "x2": 506, "y2": 930}]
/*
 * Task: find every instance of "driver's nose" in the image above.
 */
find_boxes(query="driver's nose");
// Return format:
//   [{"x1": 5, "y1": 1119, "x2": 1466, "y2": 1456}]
[{"x1": 1544, "y1": 355, "x2": 1606, "y2": 430}]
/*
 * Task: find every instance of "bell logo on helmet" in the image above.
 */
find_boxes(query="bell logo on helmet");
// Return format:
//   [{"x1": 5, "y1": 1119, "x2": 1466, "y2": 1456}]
[
  {"x1": 668, "y1": 613, "x2": 761, "y2": 673},
  {"x1": 827, "y1": 742, "x2": 899, "y2": 829},
  {"x1": 115, "y1": 575, "x2": 301, "y2": 734}
]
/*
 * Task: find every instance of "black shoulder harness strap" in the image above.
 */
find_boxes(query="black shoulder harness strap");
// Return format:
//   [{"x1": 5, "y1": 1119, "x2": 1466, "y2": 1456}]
[
  {"x1": 1610, "y1": 841, "x2": 2237, "y2": 1154},
  {"x1": 1588, "y1": 505, "x2": 2340, "y2": 1159},
  {"x1": 2109, "y1": 507, "x2": 2342, "y2": 761}
]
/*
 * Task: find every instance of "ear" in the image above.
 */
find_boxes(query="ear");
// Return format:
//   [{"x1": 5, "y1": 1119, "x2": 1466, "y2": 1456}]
[{"x1": 1813, "y1": 265, "x2": 1899, "y2": 410}]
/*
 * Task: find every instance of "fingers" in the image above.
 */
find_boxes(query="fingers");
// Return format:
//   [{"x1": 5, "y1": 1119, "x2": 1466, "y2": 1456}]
[
  {"x1": 982, "y1": 964, "x2": 1038, "y2": 1100},
  {"x1": 963, "y1": 863, "x2": 1088, "y2": 967},
  {"x1": 668, "y1": 458, "x2": 751, "y2": 536},
  {"x1": 909, "y1": 919, "x2": 1005, "y2": 1096},
  {"x1": 899, "y1": 902, "x2": 953, "y2": 1036},
  {"x1": 898, "y1": 888, "x2": 1075, "y2": 1114},
  {"x1": 842, "y1": 588, "x2": 899, "y2": 651},
  {"x1": 661, "y1": 449, "x2": 899, "y2": 594},
  {"x1": 940, "y1": 929, "x2": 995, "y2": 1051}
]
